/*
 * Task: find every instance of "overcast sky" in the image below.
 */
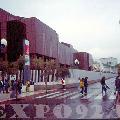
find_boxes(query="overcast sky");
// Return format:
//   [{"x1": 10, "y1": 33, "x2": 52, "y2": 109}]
[{"x1": 0, "y1": 0, "x2": 120, "y2": 62}]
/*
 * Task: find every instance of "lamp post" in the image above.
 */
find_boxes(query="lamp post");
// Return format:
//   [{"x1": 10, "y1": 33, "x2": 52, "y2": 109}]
[
  {"x1": 0, "y1": 38, "x2": 7, "y2": 84},
  {"x1": 1, "y1": 38, "x2": 7, "y2": 46},
  {"x1": 0, "y1": 38, "x2": 7, "y2": 61},
  {"x1": 74, "y1": 59, "x2": 80, "y2": 69}
]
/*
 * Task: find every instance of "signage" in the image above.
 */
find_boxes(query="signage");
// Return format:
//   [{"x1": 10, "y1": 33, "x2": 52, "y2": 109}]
[
  {"x1": 25, "y1": 45, "x2": 29, "y2": 55},
  {"x1": 24, "y1": 40, "x2": 30, "y2": 65},
  {"x1": 23, "y1": 39, "x2": 31, "y2": 84},
  {"x1": 25, "y1": 39, "x2": 29, "y2": 54}
]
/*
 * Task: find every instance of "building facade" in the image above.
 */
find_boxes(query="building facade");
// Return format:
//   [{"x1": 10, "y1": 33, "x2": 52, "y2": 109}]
[
  {"x1": 73, "y1": 52, "x2": 94, "y2": 70},
  {"x1": 0, "y1": 8, "x2": 93, "y2": 84},
  {"x1": 93, "y1": 57, "x2": 118, "y2": 73},
  {"x1": 0, "y1": 8, "x2": 76, "y2": 66},
  {"x1": 99, "y1": 57, "x2": 118, "y2": 73}
]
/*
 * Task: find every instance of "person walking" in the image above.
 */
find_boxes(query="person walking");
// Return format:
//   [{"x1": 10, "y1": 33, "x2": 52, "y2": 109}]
[
  {"x1": 10, "y1": 80, "x2": 14, "y2": 90},
  {"x1": 0, "y1": 80, "x2": 3, "y2": 93},
  {"x1": 84, "y1": 77, "x2": 88, "y2": 95},
  {"x1": 26, "y1": 80, "x2": 30, "y2": 92},
  {"x1": 10, "y1": 80, "x2": 17, "y2": 98},
  {"x1": 100, "y1": 76, "x2": 109, "y2": 96},
  {"x1": 4, "y1": 79, "x2": 10, "y2": 93},
  {"x1": 80, "y1": 78, "x2": 84, "y2": 95},
  {"x1": 115, "y1": 75, "x2": 120, "y2": 102},
  {"x1": 0, "y1": 80, "x2": 5, "y2": 93},
  {"x1": 61, "y1": 78, "x2": 66, "y2": 89},
  {"x1": 17, "y1": 80, "x2": 22, "y2": 94}
]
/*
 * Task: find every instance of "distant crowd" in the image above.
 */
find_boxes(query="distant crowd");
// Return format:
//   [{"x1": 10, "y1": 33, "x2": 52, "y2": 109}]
[
  {"x1": 61, "y1": 74, "x2": 120, "y2": 103},
  {"x1": 0, "y1": 79, "x2": 23, "y2": 94},
  {"x1": 0, "y1": 78, "x2": 34, "y2": 97}
]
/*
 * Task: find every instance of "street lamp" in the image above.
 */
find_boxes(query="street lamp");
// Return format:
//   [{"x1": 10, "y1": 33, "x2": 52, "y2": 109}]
[
  {"x1": 1, "y1": 38, "x2": 7, "y2": 47},
  {"x1": 0, "y1": 38, "x2": 7, "y2": 88},
  {"x1": 74, "y1": 59, "x2": 80, "y2": 65},
  {"x1": 74, "y1": 59, "x2": 80, "y2": 68},
  {"x1": 0, "y1": 38, "x2": 7, "y2": 61}
]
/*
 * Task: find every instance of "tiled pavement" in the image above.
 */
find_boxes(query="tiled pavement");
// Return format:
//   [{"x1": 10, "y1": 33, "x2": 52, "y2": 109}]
[{"x1": 0, "y1": 89, "x2": 56, "y2": 103}]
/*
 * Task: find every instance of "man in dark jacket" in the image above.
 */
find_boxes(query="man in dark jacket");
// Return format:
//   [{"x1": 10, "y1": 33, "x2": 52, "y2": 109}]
[
  {"x1": 114, "y1": 66, "x2": 120, "y2": 107},
  {"x1": 0, "y1": 80, "x2": 3, "y2": 93},
  {"x1": 100, "y1": 76, "x2": 110, "y2": 95},
  {"x1": 0, "y1": 80, "x2": 4, "y2": 93},
  {"x1": 84, "y1": 77, "x2": 88, "y2": 95},
  {"x1": 4, "y1": 79, "x2": 10, "y2": 93},
  {"x1": 17, "y1": 80, "x2": 22, "y2": 94},
  {"x1": 115, "y1": 76, "x2": 120, "y2": 95}
]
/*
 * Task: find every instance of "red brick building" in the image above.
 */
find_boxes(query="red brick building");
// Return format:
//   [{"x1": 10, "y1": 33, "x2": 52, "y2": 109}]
[
  {"x1": 73, "y1": 52, "x2": 93, "y2": 71},
  {"x1": 0, "y1": 8, "x2": 93, "y2": 84},
  {"x1": 0, "y1": 8, "x2": 76, "y2": 66}
]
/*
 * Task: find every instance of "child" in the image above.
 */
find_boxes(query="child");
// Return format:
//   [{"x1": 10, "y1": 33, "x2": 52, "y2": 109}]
[
  {"x1": 80, "y1": 78, "x2": 84, "y2": 95},
  {"x1": 26, "y1": 80, "x2": 30, "y2": 92},
  {"x1": 61, "y1": 78, "x2": 66, "y2": 89}
]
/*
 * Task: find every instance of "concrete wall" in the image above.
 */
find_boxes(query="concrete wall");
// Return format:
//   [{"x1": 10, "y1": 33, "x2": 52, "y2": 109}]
[
  {"x1": 68, "y1": 69, "x2": 116, "y2": 84},
  {"x1": 34, "y1": 69, "x2": 117, "y2": 91}
]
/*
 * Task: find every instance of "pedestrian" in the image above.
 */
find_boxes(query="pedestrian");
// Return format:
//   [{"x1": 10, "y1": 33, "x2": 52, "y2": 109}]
[
  {"x1": 17, "y1": 80, "x2": 22, "y2": 94},
  {"x1": 26, "y1": 80, "x2": 30, "y2": 92},
  {"x1": 0, "y1": 80, "x2": 5, "y2": 93},
  {"x1": 4, "y1": 79, "x2": 10, "y2": 93},
  {"x1": 11, "y1": 80, "x2": 14, "y2": 90},
  {"x1": 61, "y1": 78, "x2": 66, "y2": 89},
  {"x1": 10, "y1": 80, "x2": 17, "y2": 98},
  {"x1": 84, "y1": 77, "x2": 88, "y2": 95},
  {"x1": 115, "y1": 75, "x2": 120, "y2": 103},
  {"x1": 100, "y1": 76, "x2": 110, "y2": 96},
  {"x1": 80, "y1": 78, "x2": 84, "y2": 95},
  {"x1": 0, "y1": 80, "x2": 3, "y2": 93}
]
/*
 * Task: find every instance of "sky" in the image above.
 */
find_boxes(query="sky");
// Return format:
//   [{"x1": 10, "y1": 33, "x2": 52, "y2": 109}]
[{"x1": 0, "y1": 0, "x2": 120, "y2": 62}]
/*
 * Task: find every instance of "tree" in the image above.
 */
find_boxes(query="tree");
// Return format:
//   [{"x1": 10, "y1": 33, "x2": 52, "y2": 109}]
[
  {"x1": 34, "y1": 58, "x2": 56, "y2": 93},
  {"x1": 30, "y1": 57, "x2": 70, "y2": 93},
  {"x1": 37, "y1": 57, "x2": 45, "y2": 82},
  {"x1": 49, "y1": 59, "x2": 56, "y2": 81},
  {"x1": 55, "y1": 64, "x2": 70, "y2": 80},
  {"x1": 44, "y1": 59, "x2": 53, "y2": 93},
  {"x1": 17, "y1": 55, "x2": 25, "y2": 81},
  {"x1": 0, "y1": 60, "x2": 8, "y2": 81},
  {"x1": 30, "y1": 57, "x2": 38, "y2": 83},
  {"x1": 55, "y1": 65, "x2": 62, "y2": 80}
]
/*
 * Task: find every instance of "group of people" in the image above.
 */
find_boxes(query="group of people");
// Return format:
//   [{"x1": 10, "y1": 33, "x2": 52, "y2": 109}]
[
  {"x1": 79, "y1": 75, "x2": 120, "y2": 100},
  {"x1": 101, "y1": 74, "x2": 120, "y2": 106},
  {"x1": 1, "y1": 74, "x2": 120, "y2": 101},
  {"x1": 0, "y1": 79, "x2": 10, "y2": 93},
  {"x1": 79, "y1": 76, "x2": 110, "y2": 96},
  {"x1": 100, "y1": 75, "x2": 120, "y2": 98},
  {"x1": 0, "y1": 79, "x2": 23, "y2": 95},
  {"x1": 0, "y1": 78, "x2": 33, "y2": 98},
  {"x1": 79, "y1": 77, "x2": 88, "y2": 96},
  {"x1": 10, "y1": 80, "x2": 32, "y2": 98}
]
